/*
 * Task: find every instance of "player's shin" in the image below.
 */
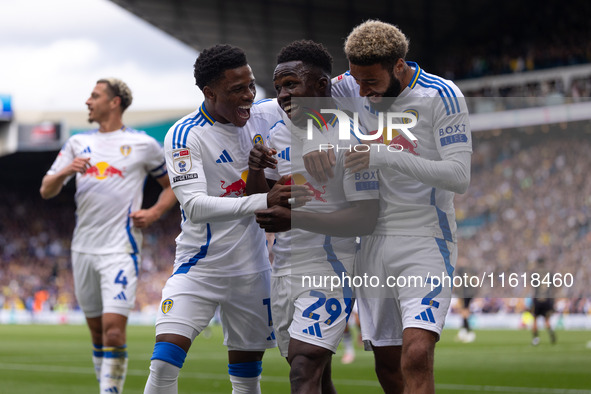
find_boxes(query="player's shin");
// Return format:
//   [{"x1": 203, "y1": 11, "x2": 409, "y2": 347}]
[{"x1": 228, "y1": 361, "x2": 263, "y2": 394}]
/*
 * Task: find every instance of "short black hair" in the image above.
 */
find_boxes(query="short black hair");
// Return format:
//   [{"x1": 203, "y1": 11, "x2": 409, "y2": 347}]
[
  {"x1": 276, "y1": 40, "x2": 333, "y2": 75},
  {"x1": 193, "y1": 44, "x2": 248, "y2": 90}
]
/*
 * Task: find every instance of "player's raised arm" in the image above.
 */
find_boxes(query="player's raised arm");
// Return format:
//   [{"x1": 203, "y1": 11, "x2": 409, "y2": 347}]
[
  {"x1": 245, "y1": 143, "x2": 277, "y2": 195},
  {"x1": 40, "y1": 148, "x2": 91, "y2": 199}
]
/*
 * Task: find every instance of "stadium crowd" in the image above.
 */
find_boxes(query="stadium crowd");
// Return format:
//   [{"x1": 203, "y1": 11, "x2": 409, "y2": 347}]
[
  {"x1": 0, "y1": 187, "x2": 179, "y2": 314},
  {"x1": 440, "y1": 2, "x2": 591, "y2": 81},
  {"x1": 3, "y1": 30, "x2": 591, "y2": 318},
  {"x1": 454, "y1": 123, "x2": 591, "y2": 312},
  {"x1": 1, "y1": 123, "x2": 590, "y2": 318}
]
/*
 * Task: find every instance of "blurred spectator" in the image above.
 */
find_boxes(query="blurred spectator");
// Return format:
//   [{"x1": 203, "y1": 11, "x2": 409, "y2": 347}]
[
  {"x1": 454, "y1": 122, "x2": 591, "y2": 310},
  {"x1": 0, "y1": 186, "x2": 178, "y2": 315},
  {"x1": 1, "y1": 123, "x2": 590, "y2": 318}
]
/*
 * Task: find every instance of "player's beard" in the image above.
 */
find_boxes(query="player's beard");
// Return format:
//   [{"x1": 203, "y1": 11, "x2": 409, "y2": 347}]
[{"x1": 371, "y1": 72, "x2": 402, "y2": 111}]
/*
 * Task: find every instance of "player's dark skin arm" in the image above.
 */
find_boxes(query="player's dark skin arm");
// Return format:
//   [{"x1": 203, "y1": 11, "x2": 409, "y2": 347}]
[{"x1": 255, "y1": 199, "x2": 378, "y2": 236}]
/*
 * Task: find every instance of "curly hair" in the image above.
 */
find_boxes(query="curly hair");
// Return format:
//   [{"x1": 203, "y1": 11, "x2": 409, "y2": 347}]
[
  {"x1": 276, "y1": 39, "x2": 333, "y2": 75},
  {"x1": 344, "y1": 20, "x2": 410, "y2": 67},
  {"x1": 97, "y1": 78, "x2": 133, "y2": 112},
  {"x1": 193, "y1": 44, "x2": 248, "y2": 90}
]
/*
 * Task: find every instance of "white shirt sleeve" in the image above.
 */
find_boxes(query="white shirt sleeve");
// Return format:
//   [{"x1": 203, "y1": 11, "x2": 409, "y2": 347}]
[
  {"x1": 370, "y1": 147, "x2": 471, "y2": 194},
  {"x1": 178, "y1": 186, "x2": 268, "y2": 222}
]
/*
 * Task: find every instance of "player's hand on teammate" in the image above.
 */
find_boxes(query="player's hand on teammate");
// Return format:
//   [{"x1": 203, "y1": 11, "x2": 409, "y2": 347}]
[
  {"x1": 254, "y1": 205, "x2": 291, "y2": 232},
  {"x1": 266, "y1": 175, "x2": 312, "y2": 209},
  {"x1": 303, "y1": 149, "x2": 336, "y2": 183},
  {"x1": 249, "y1": 143, "x2": 277, "y2": 171},
  {"x1": 344, "y1": 150, "x2": 370, "y2": 172}
]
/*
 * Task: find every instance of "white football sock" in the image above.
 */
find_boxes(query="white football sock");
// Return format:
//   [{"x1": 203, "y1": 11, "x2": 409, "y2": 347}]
[
  {"x1": 143, "y1": 359, "x2": 181, "y2": 394},
  {"x1": 92, "y1": 345, "x2": 103, "y2": 383},
  {"x1": 100, "y1": 346, "x2": 128, "y2": 393},
  {"x1": 229, "y1": 375, "x2": 261, "y2": 394}
]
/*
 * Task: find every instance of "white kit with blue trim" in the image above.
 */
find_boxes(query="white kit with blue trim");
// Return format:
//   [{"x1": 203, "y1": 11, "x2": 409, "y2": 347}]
[{"x1": 46, "y1": 126, "x2": 167, "y2": 254}]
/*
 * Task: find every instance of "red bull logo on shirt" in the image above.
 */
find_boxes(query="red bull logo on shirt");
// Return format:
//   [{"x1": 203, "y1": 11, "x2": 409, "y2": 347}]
[
  {"x1": 289, "y1": 173, "x2": 327, "y2": 202},
  {"x1": 388, "y1": 132, "x2": 420, "y2": 156},
  {"x1": 84, "y1": 161, "x2": 125, "y2": 180},
  {"x1": 376, "y1": 109, "x2": 420, "y2": 155},
  {"x1": 304, "y1": 108, "x2": 330, "y2": 132},
  {"x1": 220, "y1": 170, "x2": 248, "y2": 197}
]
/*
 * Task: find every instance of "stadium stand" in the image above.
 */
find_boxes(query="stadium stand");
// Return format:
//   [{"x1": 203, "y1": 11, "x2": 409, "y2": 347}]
[
  {"x1": 2, "y1": 118, "x2": 590, "y2": 320},
  {"x1": 454, "y1": 123, "x2": 591, "y2": 314},
  {"x1": 2, "y1": 21, "x2": 591, "y2": 322}
]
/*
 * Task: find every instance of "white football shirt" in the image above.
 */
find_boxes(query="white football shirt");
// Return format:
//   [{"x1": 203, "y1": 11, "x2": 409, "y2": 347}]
[
  {"x1": 265, "y1": 110, "x2": 379, "y2": 276},
  {"x1": 331, "y1": 62, "x2": 473, "y2": 240},
  {"x1": 165, "y1": 100, "x2": 280, "y2": 277},
  {"x1": 46, "y1": 127, "x2": 168, "y2": 254}
]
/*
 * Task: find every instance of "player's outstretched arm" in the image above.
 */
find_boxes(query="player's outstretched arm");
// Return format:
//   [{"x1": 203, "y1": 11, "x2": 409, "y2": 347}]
[
  {"x1": 294, "y1": 198, "x2": 378, "y2": 236},
  {"x1": 255, "y1": 198, "x2": 378, "y2": 236},
  {"x1": 129, "y1": 175, "x2": 178, "y2": 228},
  {"x1": 266, "y1": 175, "x2": 312, "y2": 209},
  {"x1": 176, "y1": 175, "x2": 309, "y2": 224},
  {"x1": 345, "y1": 148, "x2": 471, "y2": 194},
  {"x1": 254, "y1": 205, "x2": 291, "y2": 233},
  {"x1": 40, "y1": 156, "x2": 91, "y2": 199}
]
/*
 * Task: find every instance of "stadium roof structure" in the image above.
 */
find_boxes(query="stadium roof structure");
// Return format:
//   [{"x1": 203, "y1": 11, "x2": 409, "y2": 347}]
[
  {"x1": 107, "y1": 0, "x2": 588, "y2": 95},
  {"x1": 107, "y1": 0, "x2": 488, "y2": 94}
]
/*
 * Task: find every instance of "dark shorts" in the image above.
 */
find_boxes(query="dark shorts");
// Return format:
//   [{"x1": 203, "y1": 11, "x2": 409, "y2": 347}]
[
  {"x1": 533, "y1": 299, "x2": 553, "y2": 317},
  {"x1": 461, "y1": 298, "x2": 473, "y2": 309}
]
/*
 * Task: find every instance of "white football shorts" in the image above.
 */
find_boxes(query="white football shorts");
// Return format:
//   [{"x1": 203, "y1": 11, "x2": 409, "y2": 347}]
[
  {"x1": 155, "y1": 269, "x2": 276, "y2": 351},
  {"x1": 355, "y1": 235, "x2": 456, "y2": 347},
  {"x1": 272, "y1": 270, "x2": 354, "y2": 357},
  {"x1": 72, "y1": 251, "x2": 139, "y2": 318}
]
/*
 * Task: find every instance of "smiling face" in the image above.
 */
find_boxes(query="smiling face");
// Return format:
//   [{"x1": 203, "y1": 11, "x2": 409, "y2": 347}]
[
  {"x1": 349, "y1": 62, "x2": 403, "y2": 110},
  {"x1": 273, "y1": 60, "x2": 327, "y2": 126},
  {"x1": 206, "y1": 65, "x2": 256, "y2": 127}
]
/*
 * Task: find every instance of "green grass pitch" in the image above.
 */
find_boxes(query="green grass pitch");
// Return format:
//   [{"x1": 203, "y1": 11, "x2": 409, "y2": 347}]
[{"x1": 0, "y1": 324, "x2": 589, "y2": 393}]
